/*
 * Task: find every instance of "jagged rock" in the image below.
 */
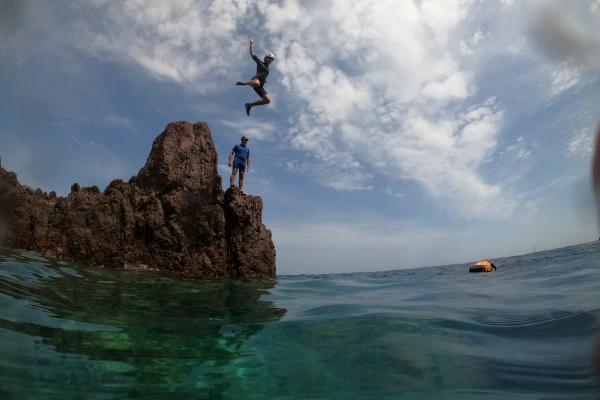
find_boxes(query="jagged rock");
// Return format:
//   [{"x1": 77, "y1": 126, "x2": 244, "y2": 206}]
[
  {"x1": 224, "y1": 186, "x2": 277, "y2": 278},
  {"x1": 0, "y1": 121, "x2": 276, "y2": 278}
]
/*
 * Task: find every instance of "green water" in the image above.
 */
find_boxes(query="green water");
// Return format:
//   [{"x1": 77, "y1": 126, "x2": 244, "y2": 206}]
[
  {"x1": 2, "y1": 245, "x2": 600, "y2": 399},
  {"x1": 0, "y1": 248, "x2": 286, "y2": 399}
]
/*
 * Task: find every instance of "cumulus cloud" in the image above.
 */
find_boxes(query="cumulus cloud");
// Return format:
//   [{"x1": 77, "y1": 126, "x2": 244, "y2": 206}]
[
  {"x1": 1, "y1": 0, "x2": 254, "y2": 90},
  {"x1": 3, "y1": 0, "x2": 590, "y2": 220},
  {"x1": 371, "y1": 98, "x2": 511, "y2": 219},
  {"x1": 260, "y1": 0, "x2": 519, "y2": 217}
]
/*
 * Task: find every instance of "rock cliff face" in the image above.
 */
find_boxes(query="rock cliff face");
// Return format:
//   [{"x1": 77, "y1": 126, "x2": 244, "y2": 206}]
[{"x1": 0, "y1": 121, "x2": 276, "y2": 278}]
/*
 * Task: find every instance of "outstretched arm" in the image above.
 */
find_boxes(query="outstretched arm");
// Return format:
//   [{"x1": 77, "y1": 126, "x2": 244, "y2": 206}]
[{"x1": 248, "y1": 35, "x2": 255, "y2": 58}]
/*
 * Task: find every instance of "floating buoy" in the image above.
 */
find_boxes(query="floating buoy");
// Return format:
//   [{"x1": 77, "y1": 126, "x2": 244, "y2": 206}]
[{"x1": 469, "y1": 260, "x2": 497, "y2": 273}]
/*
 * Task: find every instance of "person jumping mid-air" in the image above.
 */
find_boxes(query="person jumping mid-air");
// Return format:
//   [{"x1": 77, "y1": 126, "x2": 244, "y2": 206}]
[{"x1": 236, "y1": 35, "x2": 275, "y2": 116}]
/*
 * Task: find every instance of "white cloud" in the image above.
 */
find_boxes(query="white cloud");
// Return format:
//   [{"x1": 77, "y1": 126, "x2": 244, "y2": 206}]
[
  {"x1": 385, "y1": 188, "x2": 405, "y2": 199},
  {"x1": 549, "y1": 63, "x2": 581, "y2": 98},
  {"x1": 421, "y1": 71, "x2": 473, "y2": 100},
  {"x1": 471, "y1": 30, "x2": 484, "y2": 46},
  {"x1": 565, "y1": 127, "x2": 595, "y2": 159},
  {"x1": 502, "y1": 136, "x2": 530, "y2": 155},
  {"x1": 420, "y1": 0, "x2": 474, "y2": 42},
  {"x1": 219, "y1": 119, "x2": 279, "y2": 142},
  {"x1": 517, "y1": 149, "x2": 531, "y2": 159},
  {"x1": 363, "y1": 99, "x2": 511, "y2": 219},
  {"x1": 0, "y1": 0, "x2": 518, "y2": 213},
  {"x1": 51, "y1": 110, "x2": 90, "y2": 129},
  {"x1": 2, "y1": 0, "x2": 595, "y2": 222},
  {"x1": 263, "y1": 0, "x2": 306, "y2": 33},
  {"x1": 100, "y1": 115, "x2": 135, "y2": 132},
  {"x1": 502, "y1": 136, "x2": 532, "y2": 160},
  {"x1": 459, "y1": 30, "x2": 485, "y2": 55},
  {"x1": 460, "y1": 41, "x2": 473, "y2": 55},
  {"x1": 2, "y1": 0, "x2": 256, "y2": 91},
  {"x1": 262, "y1": 0, "x2": 521, "y2": 217}
]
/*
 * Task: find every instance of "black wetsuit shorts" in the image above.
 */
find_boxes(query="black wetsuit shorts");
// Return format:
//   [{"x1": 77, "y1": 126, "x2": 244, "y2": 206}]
[
  {"x1": 253, "y1": 85, "x2": 267, "y2": 97},
  {"x1": 251, "y1": 55, "x2": 269, "y2": 97}
]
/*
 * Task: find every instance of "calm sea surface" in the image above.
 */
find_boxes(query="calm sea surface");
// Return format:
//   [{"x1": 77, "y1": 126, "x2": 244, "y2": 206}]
[{"x1": 1, "y1": 242, "x2": 600, "y2": 399}]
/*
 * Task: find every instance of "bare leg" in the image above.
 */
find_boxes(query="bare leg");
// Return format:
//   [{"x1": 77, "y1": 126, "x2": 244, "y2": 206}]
[
  {"x1": 230, "y1": 169, "x2": 238, "y2": 187},
  {"x1": 236, "y1": 79, "x2": 261, "y2": 87},
  {"x1": 238, "y1": 79, "x2": 271, "y2": 115},
  {"x1": 248, "y1": 94, "x2": 271, "y2": 111},
  {"x1": 238, "y1": 172, "x2": 245, "y2": 190}
]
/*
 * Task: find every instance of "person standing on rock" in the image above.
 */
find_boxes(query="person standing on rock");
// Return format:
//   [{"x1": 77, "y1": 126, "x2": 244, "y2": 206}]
[
  {"x1": 228, "y1": 135, "x2": 251, "y2": 192},
  {"x1": 235, "y1": 35, "x2": 275, "y2": 116}
]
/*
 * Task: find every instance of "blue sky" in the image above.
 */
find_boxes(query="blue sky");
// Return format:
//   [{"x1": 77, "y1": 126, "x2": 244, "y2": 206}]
[{"x1": 1, "y1": 0, "x2": 600, "y2": 275}]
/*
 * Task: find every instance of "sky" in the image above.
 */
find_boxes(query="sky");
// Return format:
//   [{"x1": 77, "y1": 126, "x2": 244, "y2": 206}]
[{"x1": 1, "y1": 0, "x2": 600, "y2": 275}]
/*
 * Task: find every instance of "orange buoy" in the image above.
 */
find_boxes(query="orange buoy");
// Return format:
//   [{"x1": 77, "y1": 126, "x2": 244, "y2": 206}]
[{"x1": 469, "y1": 260, "x2": 497, "y2": 273}]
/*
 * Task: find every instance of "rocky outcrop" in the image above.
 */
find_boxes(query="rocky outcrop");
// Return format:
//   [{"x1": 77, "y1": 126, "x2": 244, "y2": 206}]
[
  {"x1": 0, "y1": 121, "x2": 276, "y2": 278},
  {"x1": 224, "y1": 187, "x2": 277, "y2": 278}
]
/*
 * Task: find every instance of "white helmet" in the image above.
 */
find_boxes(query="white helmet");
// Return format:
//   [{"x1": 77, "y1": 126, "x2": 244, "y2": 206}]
[{"x1": 264, "y1": 53, "x2": 275, "y2": 60}]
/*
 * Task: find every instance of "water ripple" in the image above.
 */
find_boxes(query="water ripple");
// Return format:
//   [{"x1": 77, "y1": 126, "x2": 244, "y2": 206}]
[{"x1": 1, "y1": 243, "x2": 600, "y2": 399}]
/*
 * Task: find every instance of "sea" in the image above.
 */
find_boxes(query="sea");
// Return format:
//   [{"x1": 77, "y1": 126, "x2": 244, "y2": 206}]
[{"x1": 1, "y1": 242, "x2": 600, "y2": 400}]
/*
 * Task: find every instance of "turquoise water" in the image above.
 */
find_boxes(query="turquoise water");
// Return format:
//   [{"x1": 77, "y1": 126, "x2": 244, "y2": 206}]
[{"x1": 1, "y1": 242, "x2": 600, "y2": 399}]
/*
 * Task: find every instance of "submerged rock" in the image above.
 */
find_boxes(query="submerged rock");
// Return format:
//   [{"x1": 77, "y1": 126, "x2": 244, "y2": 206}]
[{"x1": 0, "y1": 121, "x2": 276, "y2": 278}]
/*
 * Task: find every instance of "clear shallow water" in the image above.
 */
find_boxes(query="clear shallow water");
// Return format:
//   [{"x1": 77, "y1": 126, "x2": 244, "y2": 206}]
[{"x1": 1, "y1": 243, "x2": 600, "y2": 399}]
